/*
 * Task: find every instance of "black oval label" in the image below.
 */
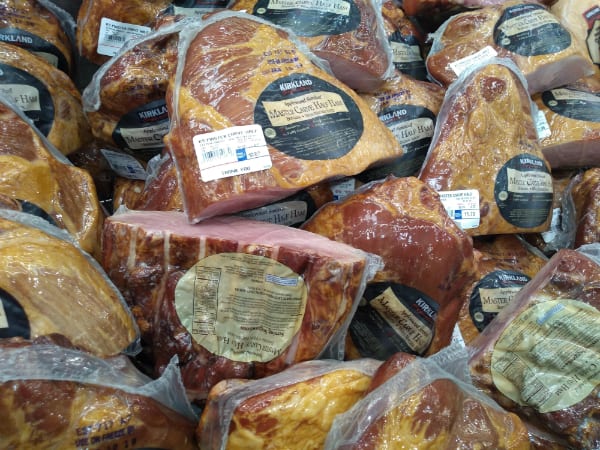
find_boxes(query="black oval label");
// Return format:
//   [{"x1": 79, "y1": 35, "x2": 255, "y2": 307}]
[
  {"x1": 113, "y1": 99, "x2": 169, "y2": 161},
  {"x1": 254, "y1": 73, "x2": 364, "y2": 160},
  {"x1": 0, "y1": 287, "x2": 30, "y2": 339},
  {"x1": 358, "y1": 104, "x2": 435, "y2": 181},
  {"x1": 541, "y1": 88, "x2": 600, "y2": 123},
  {"x1": 469, "y1": 270, "x2": 530, "y2": 332},
  {"x1": 0, "y1": 27, "x2": 70, "y2": 74},
  {"x1": 494, "y1": 153, "x2": 553, "y2": 228},
  {"x1": 0, "y1": 63, "x2": 54, "y2": 136},
  {"x1": 251, "y1": 0, "x2": 361, "y2": 37},
  {"x1": 348, "y1": 282, "x2": 438, "y2": 360},
  {"x1": 389, "y1": 32, "x2": 427, "y2": 81},
  {"x1": 237, "y1": 189, "x2": 317, "y2": 227},
  {"x1": 494, "y1": 3, "x2": 571, "y2": 56}
]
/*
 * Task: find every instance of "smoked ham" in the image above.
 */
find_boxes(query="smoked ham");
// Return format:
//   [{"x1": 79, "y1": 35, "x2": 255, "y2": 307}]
[
  {"x1": 570, "y1": 167, "x2": 600, "y2": 247},
  {"x1": 164, "y1": 12, "x2": 403, "y2": 223}
]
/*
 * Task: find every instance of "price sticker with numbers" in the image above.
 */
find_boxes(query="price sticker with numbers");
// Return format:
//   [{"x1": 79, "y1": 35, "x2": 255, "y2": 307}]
[
  {"x1": 438, "y1": 189, "x2": 480, "y2": 230},
  {"x1": 193, "y1": 124, "x2": 273, "y2": 182},
  {"x1": 97, "y1": 18, "x2": 151, "y2": 57}
]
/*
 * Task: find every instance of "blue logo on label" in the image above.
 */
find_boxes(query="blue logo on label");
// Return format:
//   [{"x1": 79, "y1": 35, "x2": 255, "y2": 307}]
[{"x1": 236, "y1": 148, "x2": 247, "y2": 161}]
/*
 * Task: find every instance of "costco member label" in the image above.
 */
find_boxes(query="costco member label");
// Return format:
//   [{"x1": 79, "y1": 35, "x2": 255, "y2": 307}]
[
  {"x1": 174, "y1": 253, "x2": 307, "y2": 363},
  {"x1": 438, "y1": 189, "x2": 480, "y2": 230},
  {"x1": 193, "y1": 124, "x2": 272, "y2": 182},
  {"x1": 491, "y1": 299, "x2": 600, "y2": 413},
  {"x1": 97, "y1": 18, "x2": 151, "y2": 57}
]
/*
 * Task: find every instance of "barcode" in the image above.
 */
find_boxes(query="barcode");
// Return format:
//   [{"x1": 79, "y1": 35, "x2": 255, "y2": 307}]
[
  {"x1": 202, "y1": 147, "x2": 233, "y2": 163},
  {"x1": 106, "y1": 34, "x2": 125, "y2": 42}
]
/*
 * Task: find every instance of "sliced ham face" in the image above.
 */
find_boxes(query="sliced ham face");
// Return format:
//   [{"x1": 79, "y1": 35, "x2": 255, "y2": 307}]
[
  {"x1": 468, "y1": 248, "x2": 600, "y2": 449},
  {"x1": 419, "y1": 59, "x2": 554, "y2": 237},
  {"x1": 101, "y1": 210, "x2": 380, "y2": 404},
  {"x1": 425, "y1": 0, "x2": 595, "y2": 94},
  {"x1": 164, "y1": 12, "x2": 403, "y2": 223}
]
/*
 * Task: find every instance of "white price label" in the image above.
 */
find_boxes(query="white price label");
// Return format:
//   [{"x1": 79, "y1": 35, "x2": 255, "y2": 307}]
[
  {"x1": 449, "y1": 46, "x2": 498, "y2": 76},
  {"x1": 193, "y1": 124, "x2": 272, "y2": 182},
  {"x1": 97, "y1": 18, "x2": 151, "y2": 56},
  {"x1": 535, "y1": 109, "x2": 551, "y2": 140},
  {"x1": 438, "y1": 189, "x2": 480, "y2": 229}
]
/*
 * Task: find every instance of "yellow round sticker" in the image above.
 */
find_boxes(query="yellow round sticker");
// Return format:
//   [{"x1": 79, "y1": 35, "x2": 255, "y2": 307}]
[
  {"x1": 174, "y1": 253, "x2": 307, "y2": 363},
  {"x1": 491, "y1": 299, "x2": 600, "y2": 413}
]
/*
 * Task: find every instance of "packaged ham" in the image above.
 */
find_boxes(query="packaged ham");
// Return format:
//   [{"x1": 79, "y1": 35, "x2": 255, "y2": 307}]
[
  {"x1": 468, "y1": 247, "x2": 600, "y2": 449},
  {"x1": 82, "y1": 20, "x2": 185, "y2": 161},
  {"x1": 402, "y1": 0, "x2": 559, "y2": 17},
  {"x1": 101, "y1": 209, "x2": 382, "y2": 403},
  {"x1": 197, "y1": 358, "x2": 381, "y2": 449},
  {"x1": 358, "y1": 72, "x2": 445, "y2": 180},
  {"x1": 0, "y1": 0, "x2": 76, "y2": 76},
  {"x1": 570, "y1": 167, "x2": 600, "y2": 247},
  {"x1": 425, "y1": 0, "x2": 595, "y2": 94},
  {"x1": 324, "y1": 345, "x2": 531, "y2": 449},
  {"x1": 301, "y1": 176, "x2": 475, "y2": 357},
  {"x1": 227, "y1": 0, "x2": 394, "y2": 93},
  {"x1": 457, "y1": 235, "x2": 548, "y2": 344},
  {"x1": 0, "y1": 209, "x2": 139, "y2": 358},
  {"x1": 0, "y1": 40, "x2": 92, "y2": 156},
  {"x1": 533, "y1": 80, "x2": 600, "y2": 170},
  {"x1": 418, "y1": 58, "x2": 554, "y2": 237},
  {"x1": 0, "y1": 338, "x2": 197, "y2": 450},
  {"x1": 164, "y1": 11, "x2": 403, "y2": 223},
  {"x1": 381, "y1": 0, "x2": 428, "y2": 80},
  {"x1": 0, "y1": 94, "x2": 102, "y2": 257}
]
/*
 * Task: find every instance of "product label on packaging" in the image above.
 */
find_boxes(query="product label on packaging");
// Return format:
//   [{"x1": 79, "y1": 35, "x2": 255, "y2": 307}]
[
  {"x1": 389, "y1": 32, "x2": 427, "y2": 80},
  {"x1": 349, "y1": 282, "x2": 438, "y2": 360},
  {"x1": 15, "y1": 199, "x2": 58, "y2": 227},
  {"x1": 494, "y1": 3, "x2": 571, "y2": 56},
  {"x1": 0, "y1": 64, "x2": 54, "y2": 136},
  {"x1": 438, "y1": 189, "x2": 480, "y2": 230},
  {"x1": 541, "y1": 88, "x2": 600, "y2": 123},
  {"x1": 113, "y1": 99, "x2": 170, "y2": 159},
  {"x1": 469, "y1": 270, "x2": 530, "y2": 332},
  {"x1": 0, "y1": 27, "x2": 69, "y2": 73},
  {"x1": 494, "y1": 154, "x2": 553, "y2": 229},
  {"x1": 584, "y1": 6, "x2": 600, "y2": 66},
  {"x1": 74, "y1": 414, "x2": 141, "y2": 448},
  {"x1": 330, "y1": 177, "x2": 356, "y2": 200},
  {"x1": 255, "y1": 73, "x2": 364, "y2": 160},
  {"x1": 237, "y1": 198, "x2": 311, "y2": 227},
  {"x1": 491, "y1": 299, "x2": 600, "y2": 413},
  {"x1": 101, "y1": 149, "x2": 147, "y2": 180},
  {"x1": 449, "y1": 46, "x2": 498, "y2": 77},
  {"x1": 175, "y1": 253, "x2": 307, "y2": 363},
  {"x1": 168, "y1": 0, "x2": 229, "y2": 14},
  {"x1": 97, "y1": 18, "x2": 151, "y2": 57},
  {"x1": 193, "y1": 124, "x2": 272, "y2": 182},
  {"x1": 534, "y1": 108, "x2": 551, "y2": 140},
  {"x1": 251, "y1": 0, "x2": 361, "y2": 37},
  {"x1": 0, "y1": 287, "x2": 30, "y2": 339}
]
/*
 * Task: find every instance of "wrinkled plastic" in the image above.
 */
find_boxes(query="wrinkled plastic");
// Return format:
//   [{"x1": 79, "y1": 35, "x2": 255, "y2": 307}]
[
  {"x1": 102, "y1": 209, "x2": 383, "y2": 403},
  {"x1": 570, "y1": 167, "x2": 600, "y2": 247},
  {"x1": 325, "y1": 344, "x2": 530, "y2": 449},
  {"x1": 198, "y1": 358, "x2": 382, "y2": 450},
  {"x1": 0, "y1": 341, "x2": 197, "y2": 449},
  {"x1": 166, "y1": 10, "x2": 402, "y2": 223},
  {"x1": 0, "y1": 94, "x2": 102, "y2": 256},
  {"x1": 0, "y1": 209, "x2": 140, "y2": 357},
  {"x1": 425, "y1": 0, "x2": 595, "y2": 94}
]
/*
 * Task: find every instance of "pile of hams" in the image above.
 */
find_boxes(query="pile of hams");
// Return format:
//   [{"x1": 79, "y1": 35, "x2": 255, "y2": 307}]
[{"x1": 0, "y1": 0, "x2": 598, "y2": 448}]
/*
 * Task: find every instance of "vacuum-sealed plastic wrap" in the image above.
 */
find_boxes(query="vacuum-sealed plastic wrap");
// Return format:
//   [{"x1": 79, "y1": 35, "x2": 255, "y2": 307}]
[
  {"x1": 227, "y1": 0, "x2": 395, "y2": 93},
  {"x1": 358, "y1": 72, "x2": 445, "y2": 180},
  {"x1": 325, "y1": 345, "x2": 531, "y2": 449},
  {"x1": 0, "y1": 0, "x2": 76, "y2": 76},
  {"x1": 102, "y1": 209, "x2": 382, "y2": 403},
  {"x1": 570, "y1": 167, "x2": 600, "y2": 247},
  {"x1": 0, "y1": 338, "x2": 197, "y2": 450},
  {"x1": 425, "y1": 0, "x2": 595, "y2": 94},
  {"x1": 302, "y1": 176, "x2": 475, "y2": 357},
  {"x1": 0, "y1": 94, "x2": 102, "y2": 256},
  {"x1": 0, "y1": 209, "x2": 139, "y2": 357},
  {"x1": 469, "y1": 247, "x2": 600, "y2": 449},
  {"x1": 82, "y1": 20, "x2": 186, "y2": 161},
  {"x1": 418, "y1": 58, "x2": 554, "y2": 236},
  {"x1": 533, "y1": 81, "x2": 600, "y2": 170},
  {"x1": 164, "y1": 11, "x2": 403, "y2": 223},
  {"x1": 0, "y1": 40, "x2": 92, "y2": 155},
  {"x1": 197, "y1": 358, "x2": 381, "y2": 450}
]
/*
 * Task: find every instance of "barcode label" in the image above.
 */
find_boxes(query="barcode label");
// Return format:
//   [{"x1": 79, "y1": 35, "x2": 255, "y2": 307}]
[
  {"x1": 449, "y1": 46, "x2": 498, "y2": 76},
  {"x1": 438, "y1": 189, "x2": 480, "y2": 229},
  {"x1": 97, "y1": 18, "x2": 151, "y2": 56},
  {"x1": 193, "y1": 124, "x2": 272, "y2": 182},
  {"x1": 535, "y1": 109, "x2": 551, "y2": 140}
]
